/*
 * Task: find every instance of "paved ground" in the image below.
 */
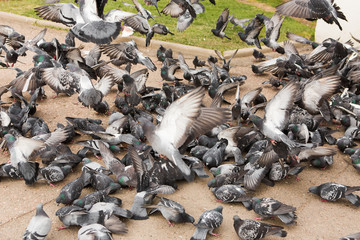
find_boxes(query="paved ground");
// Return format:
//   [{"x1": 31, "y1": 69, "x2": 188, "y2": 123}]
[{"x1": 0, "y1": 12, "x2": 359, "y2": 240}]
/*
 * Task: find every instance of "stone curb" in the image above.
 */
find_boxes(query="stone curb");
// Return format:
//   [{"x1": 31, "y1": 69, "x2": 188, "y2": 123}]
[{"x1": 0, "y1": 11, "x2": 304, "y2": 59}]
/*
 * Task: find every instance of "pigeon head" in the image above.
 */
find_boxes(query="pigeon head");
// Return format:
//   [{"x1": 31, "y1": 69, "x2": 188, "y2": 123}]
[
  {"x1": 56, "y1": 192, "x2": 67, "y2": 204},
  {"x1": 249, "y1": 115, "x2": 263, "y2": 128},
  {"x1": 260, "y1": 37, "x2": 268, "y2": 45},
  {"x1": 123, "y1": 74, "x2": 134, "y2": 85},
  {"x1": 238, "y1": 32, "x2": 246, "y2": 41},
  {"x1": 109, "y1": 144, "x2": 121, "y2": 153},
  {"x1": 4, "y1": 133, "x2": 16, "y2": 146},
  {"x1": 137, "y1": 117, "x2": 155, "y2": 139},
  {"x1": 118, "y1": 175, "x2": 130, "y2": 186},
  {"x1": 276, "y1": 46, "x2": 285, "y2": 54},
  {"x1": 308, "y1": 186, "x2": 319, "y2": 195},
  {"x1": 214, "y1": 205, "x2": 223, "y2": 213},
  {"x1": 207, "y1": 178, "x2": 217, "y2": 188},
  {"x1": 208, "y1": 85, "x2": 217, "y2": 99},
  {"x1": 93, "y1": 101, "x2": 109, "y2": 114},
  {"x1": 210, "y1": 166, "x2": 220, "y2": 175},
  {"x1": 182, "y1": 213, "x2": 195, "y2": 223}
]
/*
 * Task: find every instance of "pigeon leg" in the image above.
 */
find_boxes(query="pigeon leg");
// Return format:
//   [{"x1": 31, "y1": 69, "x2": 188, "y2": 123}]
[
  {"x1": 255, "y1": 217, "x2": 262, "y2": 221},
  {"x1": 73, "y1": 102, "x2": 79, "y2": 105},
  {"x1": 57, "y1": 226, "x2": 68, "y2": 231},
  {"x1": 168, "y1": 221, "x2": 174, "y2": 227},
  {"x1": 270, "y1": 139, "x2": 277, "y2": 145},
  {"x1": 49, "y1": 183, "x2": 56, "y2": 187},
  {"x1": 296, "y1": 176, "x2": 301, "y2": 181},
  {"x1": 11, "y1": 63, "x2": 14, "y2": 67},
  {"x1": 216, "y1": 199, "x2": 223, "y2": 203},
  {"x1": 210, "y1": 232, "x2": 221, "y2": 237},
  {"x1": 321, "y1": 199, "x2": 328, "y2": 202}
]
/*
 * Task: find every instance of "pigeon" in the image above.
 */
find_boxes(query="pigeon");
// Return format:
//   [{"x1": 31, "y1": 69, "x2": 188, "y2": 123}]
[
  {"x1": 193, "y1": 56, "x2": 206, "y2": 68},
  {"x1": 56, "y1": 171, "x2": 86, "y2": 205},
  {"x1": 211, "y1": 185, "x2": 251, "y2": 203},
  {"x1": 23, "y1": 203, "x2": 51, "y2": 240},
  {"x1": 124, "y1": 15, "x2": 153, "y2": 47},
  {"x1": 337, "y1": 232, "x2": 360, "y2": 240},
  {"x1": 35, "y1": 0, "x2": 122, "y2": 44},
  {"x1": 202, "y1": 138, "x2": 227, "y2": 168},
  {"x1": 211, "y1": 8, "x2": 231, "y2": 40},
  {"x1": 177, "y1": 10, "x2": 194, "y2": 32},
  {"x1": 253, "y1": 49, "x2": 267, "y2": 61},
  {"x1": 309, "y1": 182, "x2": 360, "y2": 206},
  {"x1": 249, "y1": 81, "x2": 300, "y2": 148},
  {"x1": 298, "y1": 75, "x2": 341, "y2": 122},
  {"x1": 38, "y1": 164, "x2": 72, "y2": 185},
  {"x1": 260, "y1": 13, "x2": 285, "y2": 54},
  {"x1": 233, "y1": 215, "x2": 287, "y2": 240},
  {"x1": 0, "y1": 25, "x2": 25, "y2": 50},
  {"x1": 230, "y1": 17, "x2": 252, "y2": 29},
  {"x1": 276, "y1": 0, "x2": 347, "y2": 31},
  {"x1": 286, "y1": 32, "x2": 319, "y2": 49},
  {"x1": 238, "y1": 14, "x2": 264, "y2": 49},
  {"x1": 161, "y1": 0, "x2": 197, "y2": 19},
  {"x1": 250, "y1": 197, "x2": 297, "y2": 225},
  {"x1": 78, "y1": 223, "x2": 113, "y2": 240},
  {"x1": 56, "y1": 205, "x2": 106, "y2": 228},
  {"x1": 4, "y1": 127, "x2": 69, "y2": 185},
  {"x1": 145, "y1": 196, "x2": 195, "y2": 226},
  {"x1": 99, "y1": 41, "x2": 157, "y2": 71},
  {"x1": 191, "y1": 206, "x2": 223, "y2": 240},
  {"x1": 72, "y1": 183, "x2": 121, "y2": 210},
  {"x1": 138, "y1": 87, "x2": 231, "y2": 181},
  {"x1": 130, "y1": 185, "x2": 175, "y2": 220}
]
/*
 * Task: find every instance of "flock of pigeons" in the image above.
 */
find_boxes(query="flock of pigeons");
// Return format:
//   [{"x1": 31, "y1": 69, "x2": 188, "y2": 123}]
[{"x1": 0, "y1": 0, "x2": 360, "y2": 239}]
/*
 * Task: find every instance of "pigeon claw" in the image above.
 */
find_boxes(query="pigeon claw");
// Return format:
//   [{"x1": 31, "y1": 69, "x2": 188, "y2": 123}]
[
  {"x1": 168, "y1": 221, "x2": 174, "y2": 227},
  {"x1": 270, "y1": 139, "x2": 277, "y2": 145},
  {"x1": 57, "y1": 226, "x2": 68, "y2": 231}
]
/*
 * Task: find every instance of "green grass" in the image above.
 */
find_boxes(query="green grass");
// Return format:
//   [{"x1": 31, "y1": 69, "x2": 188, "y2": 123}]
[
  {"x1": 255, "y1": 0, "x2": 286, "y2": 8},
  {"x1": 0, "y1": 0, "x2": 314, "y2": 52}
]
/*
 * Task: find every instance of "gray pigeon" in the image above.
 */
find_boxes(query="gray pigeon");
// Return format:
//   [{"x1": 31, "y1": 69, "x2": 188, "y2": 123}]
[
  {"x1": 130, "y1": 185, "x2": 175, "y2": 220},
  {"x1": 78, "y1": 223, "x2": 112, "y2": 240},
  {"x1": 56, "y1": 205, "x2": 105, "y2": 229},
  {"x1": 250, "y1": 197, "x2": 297, "y2": 225},
  {"x1": 191, "y1": 206, "x2": 223, "y2": 240},
  {"x1": 238, "y1": 14, "x2": 264, "y2": 49},
  {"x1": 309, "y1": 182, "x2": 360, "y2": 206},
  {"x1": 23, "y1": 203, "x2": 51, "y2": 240},
  {"x1": 249, "y1": 81, "x2": 300, "y2": 148},
  {"x1": 211, "y1": 8, "x2": 231, "y2": 40},
  {"x1": 211, "y1": 185, "x2": 251, "y2": 203},
  {"x1": 145, "y1": 196, "x2": 194, "y2": 226},
  {"x1": 138, "y1": 87, "x2": 231, "y2": 181},
  {"x1": 35, "y1": 0, "x2": 121, "y2": 44},
  {"x1": 56, "y1": 170, "x2": 86, "y2": 205},
  {"x1": 202, "y1": 139, "x2": 227, "y2": 168},
  {"x1": 337, "y1": 232, "x2": 360, "y2": 240},
  {"x1": 276, "y1": 0, "x2": 347, "y2": 31},
  {"x1": 233, "y1": 215, "x2": 287, "y2": 240},
  {"x1": 260, "y1": 13, "x2": 285, "y2": 54}
]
